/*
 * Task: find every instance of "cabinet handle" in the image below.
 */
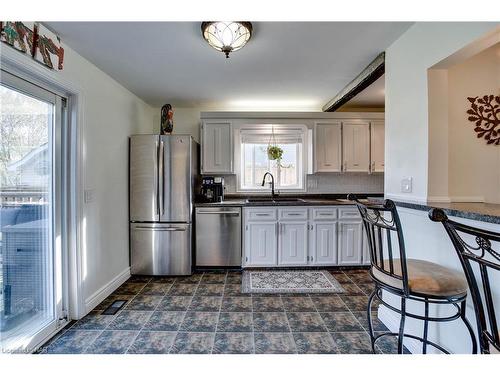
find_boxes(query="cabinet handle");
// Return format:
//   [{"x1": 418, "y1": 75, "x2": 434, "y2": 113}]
[
  {"x1": 310, "y1": 256, "x2": 313, "y2": 261},
  {"x1": 255, "y1": 213, "x2": 270, "y2": 217},
  {"x1": 343, "y1": 161, "x2": 347, "y2": 172},
  {"x1": 307, "y1": 256, "x2": 310, "y2": 261},
  {"x1": 287, "y1": 213, "x2": 301, "y2": 216}
]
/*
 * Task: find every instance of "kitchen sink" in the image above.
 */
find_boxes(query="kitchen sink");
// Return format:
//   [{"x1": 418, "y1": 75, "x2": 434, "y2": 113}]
[{"x1": 245, "y1": 197, "x2": 305, "y2": 203}]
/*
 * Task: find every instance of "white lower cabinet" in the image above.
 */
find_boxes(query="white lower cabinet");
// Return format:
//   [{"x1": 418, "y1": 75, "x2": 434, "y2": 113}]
[
  {"x1": 338, "y1": 221, "x2": 363, "y2": 265},
  {"x1": 245, "y1": 222, "x2": 278, "y2": 266},
  {"x1": 311, "y1": 222, "x2": 338, "y2": 265},
  {"x1": 243, "y1": 206, "x2": 365, "y2": 268},
  {"x1": 278, "y1": 222, "x2": 308, "y2": 266}
]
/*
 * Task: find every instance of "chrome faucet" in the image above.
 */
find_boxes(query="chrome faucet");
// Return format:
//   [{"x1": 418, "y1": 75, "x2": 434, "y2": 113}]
[{"x1": 261, "y1": 172, "x2": 277, "y2": 198}]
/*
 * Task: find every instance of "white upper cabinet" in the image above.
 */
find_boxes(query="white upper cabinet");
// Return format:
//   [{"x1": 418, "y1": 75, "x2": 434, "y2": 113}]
[
  {"x1": 314, "y1": 122, "x2": 342, "y2": 172},
  {"x1": 370, "y1": 120, "x2": 385, "y2": 173},
  {"x1": 201, "y1": 121, "x2": 233, "y2": 174},
  {"x1": 342, "y1": 121, "x2": 370, "y2": 172}
]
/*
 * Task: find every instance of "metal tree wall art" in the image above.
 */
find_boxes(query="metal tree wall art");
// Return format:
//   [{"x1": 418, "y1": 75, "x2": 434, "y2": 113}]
[{"x1": 466, "y1": 95, "x2": 500, "y2": 145}]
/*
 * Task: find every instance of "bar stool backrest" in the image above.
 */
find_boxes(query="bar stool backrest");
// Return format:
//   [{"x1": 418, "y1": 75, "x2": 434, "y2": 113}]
[
  {"x1": 348, "y1": 195, "x2": 410, "y2": 295},
  {"x1": 429, "y1": 208, "x2": 500, "y2": 354}
]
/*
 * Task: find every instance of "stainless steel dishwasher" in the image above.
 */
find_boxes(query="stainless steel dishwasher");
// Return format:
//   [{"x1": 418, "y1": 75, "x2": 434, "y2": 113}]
[{"x1": 195, "y1": 206, "x2": 242, "y2": 267}]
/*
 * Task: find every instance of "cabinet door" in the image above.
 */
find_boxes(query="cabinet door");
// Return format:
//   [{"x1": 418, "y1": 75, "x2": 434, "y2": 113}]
[
  {"x1": 278, "y1": 222, "x2": 308, "y2": 266},
  {"x1": 338, "y1": 221, "x2": 363, "y2": 265},
  {"x1": 314, "y1": 122, "x2": 342, "y2": 172},
  {"x1": 342, "y1": 122, "x2": 370, "y2": 172},
  {"x1": 246, "y1": 222, "x2": 278, "y2": 266},
  {"x1": 370, "y1": 121, "x2": 384, "y2": 173},
  {"x1": 311, "y1": 222, "x2": 337, "y2": 266},
  {"x1": 201, "y1": 121, "x2": 232, "y2": 174}
]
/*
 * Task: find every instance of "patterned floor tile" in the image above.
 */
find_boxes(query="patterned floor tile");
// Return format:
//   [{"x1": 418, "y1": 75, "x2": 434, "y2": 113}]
[
  {"x1": 127, "y1": 331, "x2": 176, "y2": 354},
  {"x1": 253, "y1": 312, "x2": 289, "y2": 332},
  {"x1": 180, "y1": 311, "x2": 219, "y2": 332},
  {"x1": 114, "y1": 282, "x2": 146, "y2": 295},
  {"x1": 356, "y1": 283, "x2": 376, "y2": 296},
  {"x1": 174, "y1": 273, "x2": 203, "y2": 284},
  {"x1": 293, "y1": 332, "x2": 338, "y2": 354},
  {"x1": 170, "y1": 332, "x2": 214, "y2": 354},
  {"x1": 320, "y1": 312, "x2": 364, "y2": 332},
  {"x1": 217, "y1": 312, "x2": 253, "y2": 332},
  {"x1": 281, "y1": 296, "x2": 316, "y2": 312},
  {"x1": 71, "y1": 311, "x2": 114, "y2": 330},
  {"x1": 286, "y1": 312, "x2": 327, "y2": 332},
  {"x1": 328, "y1": 272, "x2": 353, "y2": 283},
  {"x1": 221, "y1": 296, "x2": 252, "y2": 312},
  {"x1": 252, "y1": 297, "x2": 285, "y2": 312},
  {"x1": 331, "y1": 332, "x2": 374, "y2": 354},
  {"x1": 310, "y1": 296, "x2": 348, "y2": 312},
  {"x1": 127, "y1": 275, "x2": 152, "y2": 284},
  {"x1": 340, "y1": 295, "x2": 377, "y2": 311},
  {"x1": 254, "y1": 333, "x2": 296, "y2": 354},
  {"x1": 150, "y1": 276, "x2": 178, "y2": 284},
  {"x1": 344, "y1": 271, "x2": 373, "y2": 284},
  {"x1": 352, "y1": 311, "x2": 389, "y2": 332},
  {"x1": 223, "y1": 284, "x2": 246, "y2": 296},
  {"x1": 44, "y1": 330, "x2": 101, "y2": 354},
  {"x1": 213, "y1": 332, "x2": 254, "y2": 354},
  {"x1": 168, "y1": 283, "x2": 198, "y2": 296},
  {"x1": 108, "y1": 310, "x2": 152, "y2": 330},
  {"x1": 337, "y1": 283, "x2": 365, "y2": 296},
  {"x1": 143, "y1": 311, "x2": 185, "y2": 331},
  {"x1": 201, "y1": 273, "x2": 227, "y2": 284},
  {"x1": 139, "y1": 283, "x2": 172, "y2": 295},
  {"x1": 157, "y1": 296, "x2": 192, "y2": 311},
  {"x1": 125, "y1": 295, "x2": 162, "y2": 310},
  {"x1": 85, "y1": 330, "x2": 138, "y2": 354},
  {"x1": 375, "y1": 334, "x2": 411, "y2": 354},
  {"x1": 226, "y1": 273, "x2": 243, "y2": 284},
  {"x1": 195, "y1": 284, "x2": 225, "y2": 296},
  {"x1": 189, "y1": 296, "x2": 222, "y2": 311}
]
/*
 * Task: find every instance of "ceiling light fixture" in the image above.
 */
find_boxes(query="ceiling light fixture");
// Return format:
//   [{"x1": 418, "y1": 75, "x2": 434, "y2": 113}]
[{"x1": 201, "y1": 21, "x2": 252, "y2": 58}]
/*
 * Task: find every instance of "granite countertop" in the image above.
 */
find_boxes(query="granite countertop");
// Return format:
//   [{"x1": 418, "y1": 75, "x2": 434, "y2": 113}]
[
  {"x1": 394, "y1": 201, "x2": 500, "y2": 225},
  {"x1": 194, "y1": 193, "x2": 383, "y2": 207}
]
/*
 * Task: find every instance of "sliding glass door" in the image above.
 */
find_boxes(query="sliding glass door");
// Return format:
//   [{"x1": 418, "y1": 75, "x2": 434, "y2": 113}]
[{"x1": 0, "y1": 70, "x2": 66, "y2": 353}]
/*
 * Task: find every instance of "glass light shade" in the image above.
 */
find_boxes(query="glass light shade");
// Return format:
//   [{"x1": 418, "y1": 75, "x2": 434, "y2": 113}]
[{"x1": 201, "y1": 21, "x2": 252, "y2": 58}]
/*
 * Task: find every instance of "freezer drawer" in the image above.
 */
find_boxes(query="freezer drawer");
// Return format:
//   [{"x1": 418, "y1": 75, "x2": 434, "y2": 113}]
[
  {"x1": 130, "y1": 223, "x2": 191, "y2": 275},
  {"x1": 195, "y1": 207, "x2": 242, "y2": 267}
]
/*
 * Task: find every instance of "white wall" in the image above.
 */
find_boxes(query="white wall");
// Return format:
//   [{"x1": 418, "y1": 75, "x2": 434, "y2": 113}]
[
  {"x1": 1, "y1": 41, "x2": 156, "y2": 317},
  {"x1": 385, "y1": 22, "x2": 499, "y2": 203},
  {"x1": 447, "y1": 44, "x2": 500, "y2": 203}
]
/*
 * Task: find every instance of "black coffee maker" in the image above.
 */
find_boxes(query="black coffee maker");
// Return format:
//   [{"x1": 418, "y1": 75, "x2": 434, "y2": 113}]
[{"x1": 200, "y1": 176, "x2": 224, "y2": 203}]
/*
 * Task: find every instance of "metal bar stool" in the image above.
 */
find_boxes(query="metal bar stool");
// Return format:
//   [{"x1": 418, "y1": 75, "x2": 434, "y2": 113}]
[
  {"x1": 429, "y1": 208, "x2": 500, "y2": 354},
  {"x1": 348, "y1": 195, "x2": 477, "y2": 354}
]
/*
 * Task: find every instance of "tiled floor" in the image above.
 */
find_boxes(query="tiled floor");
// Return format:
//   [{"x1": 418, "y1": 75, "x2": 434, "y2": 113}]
[{"x1": 39, "y1": 269, "x2": 408, "y2": 354}]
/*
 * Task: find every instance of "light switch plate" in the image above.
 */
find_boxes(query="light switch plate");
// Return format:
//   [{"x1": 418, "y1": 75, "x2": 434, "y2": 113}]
[
  {"x1": 401, "y1": 177, "x2": 413, "y2": 193},
  {"x1": 84, "y1": 189, "x2": 95, "y2": 203}
]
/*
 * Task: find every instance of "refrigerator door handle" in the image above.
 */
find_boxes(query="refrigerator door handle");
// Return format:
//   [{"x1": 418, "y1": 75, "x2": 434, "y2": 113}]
[
  {"x1": 158, "y1": 139, "x2": 165, "y2": 217},
  {"x1": 134, "y1": 226, "x2": 187, "y2": 232}
]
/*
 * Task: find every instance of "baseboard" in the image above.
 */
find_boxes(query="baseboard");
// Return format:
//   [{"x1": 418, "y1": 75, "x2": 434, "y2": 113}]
[
  {"x1": 377, "y1": 305, "x2": 422, "y2": 354},
  {"x1": 84, "y1": 267, "x2": 131, "y2": 314}
]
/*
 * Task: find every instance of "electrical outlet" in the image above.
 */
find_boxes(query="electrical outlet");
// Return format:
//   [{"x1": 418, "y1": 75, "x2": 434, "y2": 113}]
[{"x1": 401, "y1": 177, "x2": 413, "y2": 193}]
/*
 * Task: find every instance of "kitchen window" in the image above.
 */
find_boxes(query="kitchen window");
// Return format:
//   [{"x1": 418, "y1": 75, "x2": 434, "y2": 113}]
[{"x1": 236, "y1": 125, "x2": 306, "y2": 192}]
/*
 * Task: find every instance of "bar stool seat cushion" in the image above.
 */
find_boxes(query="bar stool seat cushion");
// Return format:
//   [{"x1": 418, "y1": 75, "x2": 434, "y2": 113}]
[{"x1": 372, "y1": 259, "x2": 468, "y2": 297}]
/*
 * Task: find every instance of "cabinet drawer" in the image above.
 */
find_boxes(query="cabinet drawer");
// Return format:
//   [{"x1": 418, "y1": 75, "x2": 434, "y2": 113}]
[
  {"x1": 311, "y1": 207, "x2": 337, "y2": 220},
  {"x1": 338, "y1": 207, "x2": 361, "y2": 219},
  {"x1": 278, "y1": 208, "x2": 308, "y2": 221},
  {"x1": 246, "y1": 208, "x2": 278, "y2": 221}
]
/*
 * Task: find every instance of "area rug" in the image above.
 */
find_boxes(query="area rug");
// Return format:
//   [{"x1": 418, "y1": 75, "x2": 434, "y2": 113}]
[{"x1": 242, "y1": 270, "x2": 344, "y2": 294}]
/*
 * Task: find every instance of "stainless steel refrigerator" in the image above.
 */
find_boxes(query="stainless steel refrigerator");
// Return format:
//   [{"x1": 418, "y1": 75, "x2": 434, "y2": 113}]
[{"x1": 129, "y1": 135, "x2": 199, "y2": 275}]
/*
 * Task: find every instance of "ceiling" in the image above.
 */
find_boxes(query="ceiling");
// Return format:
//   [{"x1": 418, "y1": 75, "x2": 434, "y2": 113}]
[{"x1": 47, "y1": 22, "x2": 411, "y2": 110}]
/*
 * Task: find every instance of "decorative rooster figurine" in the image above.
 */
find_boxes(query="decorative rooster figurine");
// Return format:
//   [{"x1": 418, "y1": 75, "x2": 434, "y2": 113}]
[{"x1": 160, "y1": 104, "x2": 174, "y2": 134}]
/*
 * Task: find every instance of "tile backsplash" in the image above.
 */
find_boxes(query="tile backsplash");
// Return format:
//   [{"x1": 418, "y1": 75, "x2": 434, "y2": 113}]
[{"x1": 220, "y1": 174, "x2": 384, "y2": 195}]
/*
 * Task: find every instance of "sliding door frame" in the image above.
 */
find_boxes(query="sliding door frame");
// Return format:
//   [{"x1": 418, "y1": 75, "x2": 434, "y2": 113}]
[{"x1": 1, "y1": 47, "x2": 85, "y2": 351}]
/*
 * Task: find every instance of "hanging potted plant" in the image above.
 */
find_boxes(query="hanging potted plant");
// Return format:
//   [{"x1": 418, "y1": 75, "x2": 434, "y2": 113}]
[{"x1": 267, "y1": 126, "x2": 289, "y2": 168}]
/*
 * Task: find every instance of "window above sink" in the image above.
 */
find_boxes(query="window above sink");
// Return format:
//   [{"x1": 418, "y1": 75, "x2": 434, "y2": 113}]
[{"x1": 234, "y1": 124, "x2": 307, "y2": 193}]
